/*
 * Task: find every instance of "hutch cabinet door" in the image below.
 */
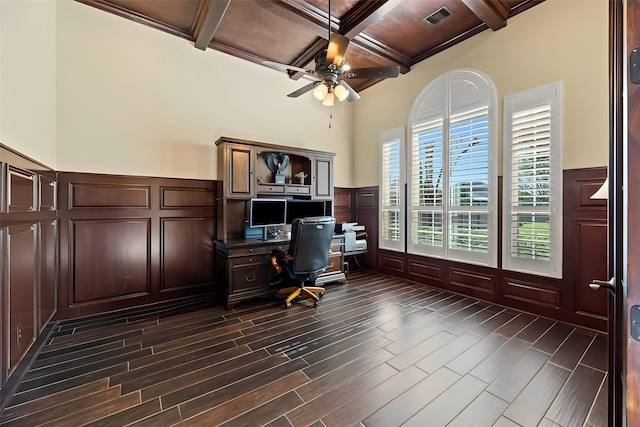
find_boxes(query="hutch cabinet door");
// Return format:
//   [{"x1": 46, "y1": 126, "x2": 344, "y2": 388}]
[
  {"x1": 313, "y1": 155, "x2": 333, "y2": 199},
  {"x1": 225, "y1": 144, "x2": 255, "y2": 199}
]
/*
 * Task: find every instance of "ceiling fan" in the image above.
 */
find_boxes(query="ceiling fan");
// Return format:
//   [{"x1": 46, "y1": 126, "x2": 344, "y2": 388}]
[{"x1": 263, "y1": 0, "x2": 400, "y2": 106}]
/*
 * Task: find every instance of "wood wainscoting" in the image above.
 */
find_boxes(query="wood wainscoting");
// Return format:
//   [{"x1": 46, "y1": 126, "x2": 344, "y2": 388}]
[
  {"x1": 56, "y1": 172, "x2": 217, "y2": 320},
  {"x1": 354, "y1": 168, "x2": 608, "y2": 332},
  {"x1": 0, "y1": 145, "x2": 58, "y2": 387}
]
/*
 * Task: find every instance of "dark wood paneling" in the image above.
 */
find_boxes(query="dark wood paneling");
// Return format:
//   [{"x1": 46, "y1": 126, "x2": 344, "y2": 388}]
[
  {"x1": 39, "y1": 220, "x2": 57, "y2": 331},
  {"x1": 353, "y1": 187, "x2": 378, "y2": 268},
  {"x1": 333, "y1": 187, "x2": 352, "y2": 224},
  {"x1": 71, "y1": 219, "x2": 151, "y2": 304},
  {"x1": 355, "y1": 190, "x2": 376, "y2": 209},
  {"x1": 0, "y1": 144, "x2": 58, "y2": 395},
  {"x1": 574, "y1": 220, "x2": 608, "y2": 318},
  {"x1": 161, "y1": 217, "x2": 215, "y2": 291},
  {"x1": 378, "y1": 251, "x2": 404, "y2": 273},
  {"x1": 503, "y1": 279, "x2": 562, "y2": 309},
  {"x1": 39, "y1": 176, "x2": 56, "y2": 211},
  {"x1": 407, "y1": 258, "x2": 443, "y2": 284},
  {"x1": 70, "y1": 183, "x2": 151, "y2": 209},
  {"x1": 57, "y1": 172, "x2": 217, "y2": 320},
  {"x1": 7, "y1": 166, "x2": 36, "y2": 213},
  {"x1": 7, "y1": 224, "x2": 37, "y2": 375},
  {"x1": 449, "y1": 267, "x2": 496, "y2": 296},
  {"x1": 161, "y1": 187, "x2": 215, "y2": 209}
]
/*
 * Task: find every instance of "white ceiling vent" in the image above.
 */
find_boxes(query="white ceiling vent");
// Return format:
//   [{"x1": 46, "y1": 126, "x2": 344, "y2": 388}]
[{"x1": 423, "y1": 6, "x2": 453, "y2": 26}]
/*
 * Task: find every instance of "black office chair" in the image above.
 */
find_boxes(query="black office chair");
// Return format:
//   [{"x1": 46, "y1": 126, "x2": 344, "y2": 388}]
[{"x1": 270, "y1": 216, "x2": 336, "y2": 308}]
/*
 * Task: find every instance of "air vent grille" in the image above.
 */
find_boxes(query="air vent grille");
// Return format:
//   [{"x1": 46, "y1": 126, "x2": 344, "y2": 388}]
[{"x1": 423, "y1": 6, "x2": 453, "y2": 26}]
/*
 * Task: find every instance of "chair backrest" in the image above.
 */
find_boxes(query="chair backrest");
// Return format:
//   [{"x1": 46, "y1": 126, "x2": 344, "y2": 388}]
[{"x1": 288, "y1": 216, "x2": 336, "y2": 277}]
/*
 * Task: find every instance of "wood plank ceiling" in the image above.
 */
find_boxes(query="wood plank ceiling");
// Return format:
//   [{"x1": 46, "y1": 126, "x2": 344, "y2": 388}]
[{"x1": 77, "y1": 0, "x2": 545, "y2": 94}]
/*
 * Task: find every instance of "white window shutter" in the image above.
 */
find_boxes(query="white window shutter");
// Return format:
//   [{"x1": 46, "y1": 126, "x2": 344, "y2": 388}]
[
  {"x1": 379, "y1": 127, "x2": 405, "y2": 252},
  {"x1": 503, "y1": 82, "x2": 563, "y2": 278}
]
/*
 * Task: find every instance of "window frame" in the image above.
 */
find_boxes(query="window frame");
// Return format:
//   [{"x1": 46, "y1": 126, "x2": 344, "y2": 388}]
[
  {"x1": 407, "y1": 68, "x2": 498, "y2": 267},
  {"x1": 502, "y1": 81, "x2": 563, "y2": 278}
]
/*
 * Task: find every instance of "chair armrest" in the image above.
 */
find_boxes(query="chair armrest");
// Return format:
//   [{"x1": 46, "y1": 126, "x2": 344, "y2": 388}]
[
  {"x1": 269, "y1": 250, "x2": 293, "y2": 275},
  {"x1": 271, "y1": 248, "x2": 289, "y2": 257}
]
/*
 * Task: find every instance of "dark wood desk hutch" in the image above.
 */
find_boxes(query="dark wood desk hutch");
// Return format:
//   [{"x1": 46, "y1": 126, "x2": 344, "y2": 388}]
[{"x1": 215, "y1": 137, "x2": 346, "y2": 308}]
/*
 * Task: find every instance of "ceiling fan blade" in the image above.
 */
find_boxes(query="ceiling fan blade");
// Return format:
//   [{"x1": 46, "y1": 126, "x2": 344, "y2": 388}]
[
  {"x1": 287, "y1": 82, "x2": 317, "y2": 98},
  {"x1": 263, "y1": 60, "x2": 313, "y2": 74},
  {"x1": 338, "y1": 81, "x2": 361, "y2": 102},
  {"x1": 325, "y1": 34, "x2": 350, "y2": 67},
  {"x1": 344, "y1": 65, "x2": 401, "y2": 79}
]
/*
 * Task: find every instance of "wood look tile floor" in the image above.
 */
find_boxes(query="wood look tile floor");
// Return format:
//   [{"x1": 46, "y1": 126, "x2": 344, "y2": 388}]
[{"x1": 0, "y1": 272, "x2": 608, "y2": 427}]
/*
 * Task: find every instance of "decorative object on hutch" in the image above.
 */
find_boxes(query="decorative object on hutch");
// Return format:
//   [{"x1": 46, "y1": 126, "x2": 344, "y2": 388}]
[
  {"x1": 215, "y1": 136, "x2": 345, "y2": 309},
  {"x1": 294, "y1": 171, "x2": 308, "y2": 185}
]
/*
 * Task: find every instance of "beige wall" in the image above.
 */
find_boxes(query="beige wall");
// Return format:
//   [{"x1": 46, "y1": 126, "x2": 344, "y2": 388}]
[
  {"x1": 0, "y1": 0, "x2": 57, "y2": 168},
  {"x1": 352, "y1": 0, "x2": 609, "y2": 188},
  {"x1": 55, "y1": 0, "x2": 353, "y2": 183}
]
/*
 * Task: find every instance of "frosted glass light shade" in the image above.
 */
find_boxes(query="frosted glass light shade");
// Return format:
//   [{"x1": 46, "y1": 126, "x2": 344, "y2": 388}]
[
  {"x1": 313, "y1": 83, "x2": 328, "y2": 101},
  {"x1": 334, "y1": 83, "x2": 349, "y2": 102},
  {"x1": 322, "y1": 92, "x2": 334, "y2": 106}
]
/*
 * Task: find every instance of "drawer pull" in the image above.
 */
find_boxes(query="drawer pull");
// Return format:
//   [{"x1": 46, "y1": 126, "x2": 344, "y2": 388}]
[
  {"x1": 249, "y1": 258, "x2": 253, "y2": 262},
  {"x1": 244, "y1": 275, "x2": 256, "y2": 282},
  {"x1": 327, "y1": 263, "x2": 334, "y2": 268}
]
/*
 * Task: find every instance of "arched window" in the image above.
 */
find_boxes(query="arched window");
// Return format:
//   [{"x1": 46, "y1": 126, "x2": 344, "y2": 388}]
[{"x1": 407, "y1": 69, "x2": 498, "y2": 266}]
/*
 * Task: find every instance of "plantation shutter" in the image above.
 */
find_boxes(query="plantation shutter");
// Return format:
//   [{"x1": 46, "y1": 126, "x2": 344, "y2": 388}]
[
  {"x1": 448, "y1": 107, "x2": 490, "y2": 257},
  {"x1": 503, "y1": 82, "x2": 563, "y2": 278},
  {"x1": 408, "y1": 69, "x2": 497, "y2": 266},
  {"x1": 379, "y1": 127, "x2": 405, "y2": 252},
  {"x1": 410, "y1": 120, "x2": 445, "y2": 255}
]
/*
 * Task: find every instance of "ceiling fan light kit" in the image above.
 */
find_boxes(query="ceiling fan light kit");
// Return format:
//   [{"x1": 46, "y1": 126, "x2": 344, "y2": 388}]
[{"x1": 264, "y1": 0, "x2": 400, "y2": 107}]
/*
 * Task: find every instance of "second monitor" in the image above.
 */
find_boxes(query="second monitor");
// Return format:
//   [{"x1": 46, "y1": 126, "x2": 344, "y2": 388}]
[{"x1": 285, "y1": 199, "x2": 327, "y2": 224}]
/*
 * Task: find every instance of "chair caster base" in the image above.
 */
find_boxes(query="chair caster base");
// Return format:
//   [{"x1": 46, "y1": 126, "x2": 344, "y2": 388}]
[{"x1": 285, "y1": 302, "x2": 291, "y2": 308}]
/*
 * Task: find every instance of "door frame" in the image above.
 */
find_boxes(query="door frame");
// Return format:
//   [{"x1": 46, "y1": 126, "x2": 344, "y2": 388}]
[{"x1": 610, "y1": 0, "x2": 640, "y2": 425}]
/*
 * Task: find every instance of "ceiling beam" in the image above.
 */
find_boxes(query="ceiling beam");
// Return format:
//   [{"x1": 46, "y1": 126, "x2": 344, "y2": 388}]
[
  {"x1": 460, "y1": 0, "x2": 510, "y2": 31},
  {"x1": 277, "y1": 0, "x2": 410, "y2": 78},
  {"x1": 340, "y1": 0, "x2": 404, "y2": 39},
  {"x1": 193, "y1": 0, "x2": 232, "y2": 50}
]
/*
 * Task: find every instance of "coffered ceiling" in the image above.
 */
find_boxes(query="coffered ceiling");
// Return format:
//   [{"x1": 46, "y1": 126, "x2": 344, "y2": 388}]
[{"x1": 77, "y1": 0, "x2": 545, "y2": 93}]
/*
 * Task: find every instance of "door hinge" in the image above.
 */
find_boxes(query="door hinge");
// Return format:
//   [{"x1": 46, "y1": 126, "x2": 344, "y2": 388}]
[{"x1": 631, "y1": 305, "x2": 640, "y2": 342}]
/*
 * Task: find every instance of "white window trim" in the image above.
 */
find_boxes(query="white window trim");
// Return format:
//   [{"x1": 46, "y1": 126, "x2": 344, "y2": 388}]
[
  {"x1": 407, "y1": 68, "x2": 498, "y2": 267},
  {"x1": 503, "y1": 81, "x2": 563, "y2": 278},
  {"x1": 379, "y1": 126, "x2": 406, "y2": 252}
]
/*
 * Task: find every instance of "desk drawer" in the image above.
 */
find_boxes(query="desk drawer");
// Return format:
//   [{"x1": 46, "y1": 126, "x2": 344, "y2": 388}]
[
  {"x1": 325, "y1": 253, "x2": 343, "y2": 274},
  {"x1": 231, "y1": 266, "x2": 268, "y2": 291},
  {"x1": 229, "y1": 246, "x2": 268, "y2": 256},
  {"x1": 231, "y1": 254, "x2": 268, "y2": 269},
  {"x1": 286, "y1": 185, "x2": 311, "y2": 195},
  {"x1": 258, "y1": 184, "x2": 285, "y2": 194}
]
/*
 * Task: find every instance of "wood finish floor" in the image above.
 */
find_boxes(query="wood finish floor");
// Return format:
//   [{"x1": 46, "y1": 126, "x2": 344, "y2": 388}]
[{"x1": 0, "y1": 272, "x2": 608, "y2": 427}]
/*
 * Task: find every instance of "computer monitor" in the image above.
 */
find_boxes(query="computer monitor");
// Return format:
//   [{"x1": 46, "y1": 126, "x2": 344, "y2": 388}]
[
  {"x1": 249, "y1": 198, "x2": 287, "y2": 228},
  {"x1": 286, "y1": 200, "x2": 326, "y2": 224}
]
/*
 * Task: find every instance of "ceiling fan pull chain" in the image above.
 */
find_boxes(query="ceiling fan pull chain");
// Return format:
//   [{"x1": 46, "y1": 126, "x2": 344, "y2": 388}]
[{"x1": 329, "y1": 110, "x2": 333, "y2": 129}]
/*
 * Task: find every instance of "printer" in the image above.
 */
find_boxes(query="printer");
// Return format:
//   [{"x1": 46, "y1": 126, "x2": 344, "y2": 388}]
[{"x1": 339, "y1": 223, "x2": 367, "y2": 252}]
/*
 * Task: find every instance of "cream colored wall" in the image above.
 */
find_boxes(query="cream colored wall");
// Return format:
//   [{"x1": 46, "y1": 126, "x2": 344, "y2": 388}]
[
  {"x1": 0, "y1": 0, "x2": 57, "y2": 168},
  {"x1": 55, "y1": 0, "x2": 353, "y2": 184},
  {"x1": 352, "y1": 0, "x2": 609, "y2": 188}
]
